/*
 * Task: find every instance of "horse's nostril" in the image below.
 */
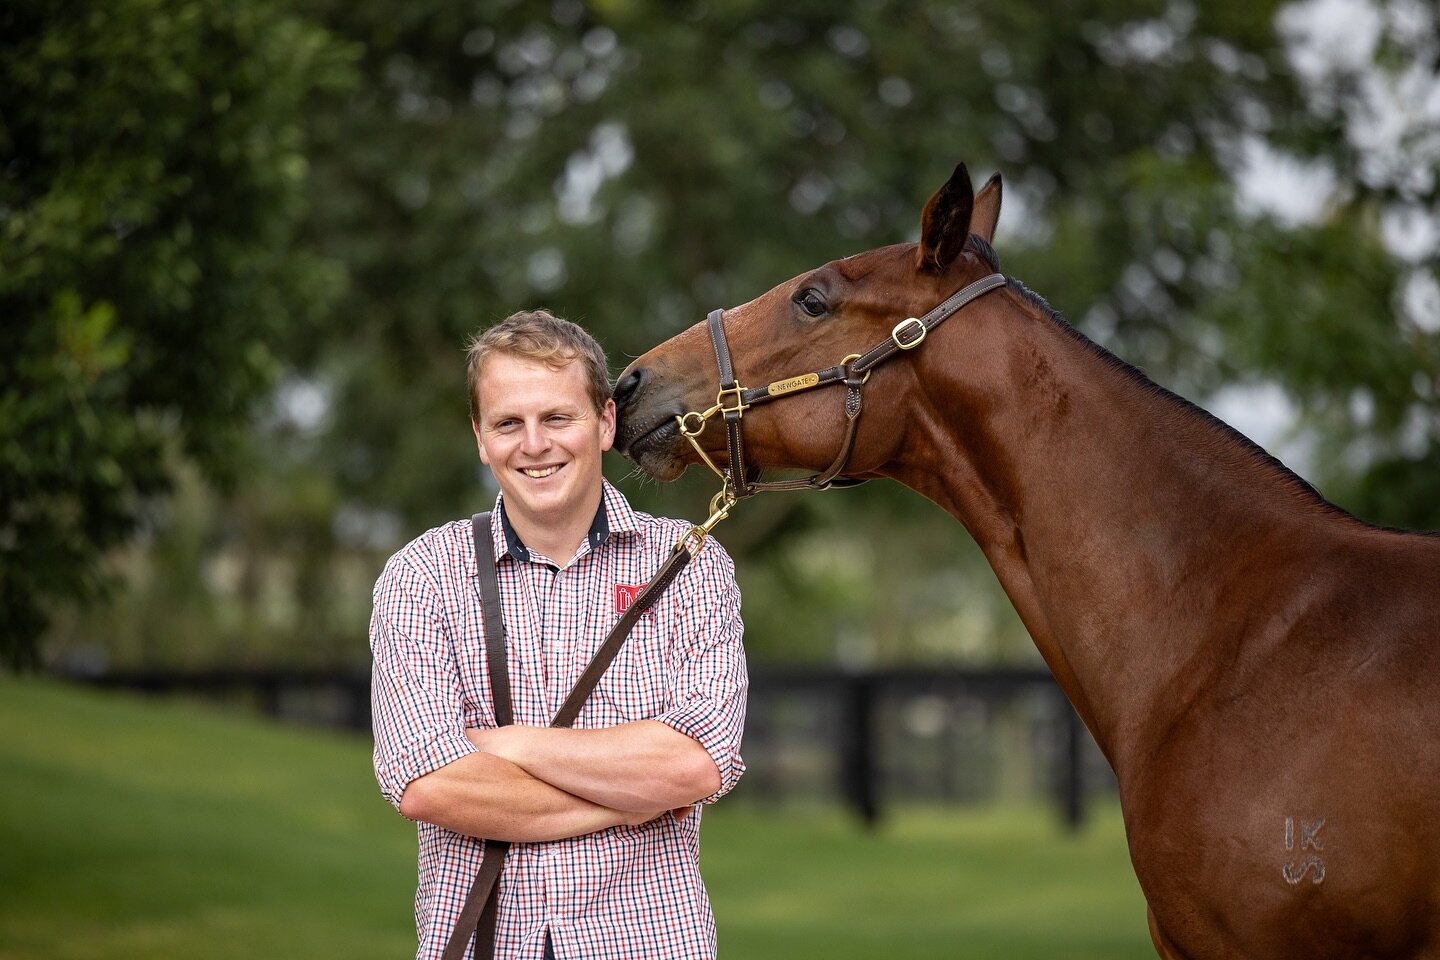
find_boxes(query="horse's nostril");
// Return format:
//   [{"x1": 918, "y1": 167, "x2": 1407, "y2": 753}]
[{"x1": 613, "y1": 367, "x2": 645, "y2": 407}]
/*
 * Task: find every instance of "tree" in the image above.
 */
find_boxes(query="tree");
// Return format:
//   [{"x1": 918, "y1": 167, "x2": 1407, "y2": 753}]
[
  {"x1": 40, "y1": 0, "x2": 1438, "y2": 669},
  {"x1": 0, "y1": 0, "x2": 354, "y2": 667},
  {"x1": 284, "y1": 0, "x2": 1431, "y2": 663}
]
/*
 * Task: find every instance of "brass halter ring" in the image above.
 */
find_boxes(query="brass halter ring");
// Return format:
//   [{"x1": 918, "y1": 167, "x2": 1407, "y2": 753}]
[
  {"x1": 840, "y1": 354, "x2": 873, "y2": 384},
  {"x1": 678, "y1": 410, "x2": 707, "y2": 437}
]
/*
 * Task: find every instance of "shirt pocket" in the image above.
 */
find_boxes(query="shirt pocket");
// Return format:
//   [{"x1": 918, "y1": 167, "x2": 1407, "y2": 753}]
[{"x1": 593, "y1": 613, "x2": 671, "y2": 723}]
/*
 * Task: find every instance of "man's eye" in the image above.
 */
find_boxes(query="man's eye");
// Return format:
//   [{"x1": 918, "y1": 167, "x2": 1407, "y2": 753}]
[{"x1": 793, "y1": 288, "x2": 827, "y2": 318}]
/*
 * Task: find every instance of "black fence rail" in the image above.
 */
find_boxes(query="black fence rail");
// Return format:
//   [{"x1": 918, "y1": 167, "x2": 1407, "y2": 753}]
[
  {"x1": 741, "y1": 667, "x2": 1108, "y2": 831},
  {"x1": 65, "y1": 664, "x2": 1109, "y2": 830}
]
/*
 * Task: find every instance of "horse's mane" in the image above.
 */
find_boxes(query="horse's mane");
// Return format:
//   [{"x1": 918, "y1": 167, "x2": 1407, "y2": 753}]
[{"x1": 963, "y1": 234, "x2": 1359, "y2": 524}]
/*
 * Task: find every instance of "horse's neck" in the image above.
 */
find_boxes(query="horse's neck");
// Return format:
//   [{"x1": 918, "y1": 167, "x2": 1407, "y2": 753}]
[{"x1": 886, "y1": 297, "x2": 1335, "y2": 774}]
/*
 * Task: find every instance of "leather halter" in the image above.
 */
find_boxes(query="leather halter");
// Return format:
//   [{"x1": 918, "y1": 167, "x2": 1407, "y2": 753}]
[{"x1": 677, "y1": 271, "x2": 1008, "y2": 502}]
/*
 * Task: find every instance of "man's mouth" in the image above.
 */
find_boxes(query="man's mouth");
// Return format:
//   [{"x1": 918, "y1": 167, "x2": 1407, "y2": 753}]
[{"x1": 520, "y1": 464, "x2": 563, "y2": 479}]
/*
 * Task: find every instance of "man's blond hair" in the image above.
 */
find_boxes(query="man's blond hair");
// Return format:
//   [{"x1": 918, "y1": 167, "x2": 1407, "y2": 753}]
[{"x1": 466, "y1": 310, "x2": 611, "y2": 422}]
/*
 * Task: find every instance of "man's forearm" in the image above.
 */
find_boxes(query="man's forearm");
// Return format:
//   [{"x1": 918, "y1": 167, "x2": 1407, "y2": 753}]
[
  {"x1": 398, "y1": 750, "x2": 659, "y2": 841},
  {"x1": 467, "y1": 721, "x2": 721, "y2": 812}
]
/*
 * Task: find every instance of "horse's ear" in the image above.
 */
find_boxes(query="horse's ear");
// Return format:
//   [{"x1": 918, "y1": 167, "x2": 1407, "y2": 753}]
[
  {"x1": 971, "y1": 172, "x2": 1003, "y2": 244},
  {"x1": 917, "y1": 163, "x2": 974, "y2": 274}
]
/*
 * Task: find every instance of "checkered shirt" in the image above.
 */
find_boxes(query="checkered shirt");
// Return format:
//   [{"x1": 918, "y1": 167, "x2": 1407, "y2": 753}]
[{"x1": 370, "y1": 479, "x2": 748, "y2": 960}]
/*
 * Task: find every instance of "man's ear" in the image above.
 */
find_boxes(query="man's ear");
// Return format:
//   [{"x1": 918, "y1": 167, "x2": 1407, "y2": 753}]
[
  {"x1": 916, "y1": 163, "x2": 975, "y2": 274},
  {"x1": 598, "y1": 398, "x2": 617, "y2": 452},
  {"x1": 971, "y1": 172, "x2": 1002, "y2": 245}
]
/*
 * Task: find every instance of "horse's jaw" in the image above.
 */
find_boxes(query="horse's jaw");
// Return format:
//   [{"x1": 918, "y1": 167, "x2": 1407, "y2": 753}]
[{"x1": 614, "y1": 427, "x2": 690, "y2": 483}]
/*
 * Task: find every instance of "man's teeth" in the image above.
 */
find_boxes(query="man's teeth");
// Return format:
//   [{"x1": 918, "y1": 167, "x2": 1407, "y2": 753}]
[{"x1": 521, "y1": 465, "x2": 561, "y2": 479}]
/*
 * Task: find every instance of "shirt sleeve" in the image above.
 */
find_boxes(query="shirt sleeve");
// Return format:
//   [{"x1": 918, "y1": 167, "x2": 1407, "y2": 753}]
[
  {"x1": 653, "y1": 537, "x2": 748, "y2": 804},
  {"x1": 369, "y1": 550, "x2": 478, "y2": 810}
]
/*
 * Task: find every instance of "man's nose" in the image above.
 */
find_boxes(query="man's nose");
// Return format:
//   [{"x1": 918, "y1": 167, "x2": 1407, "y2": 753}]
[{"x1": 520, "y1": 421, "x2": 551, "y2": 454}]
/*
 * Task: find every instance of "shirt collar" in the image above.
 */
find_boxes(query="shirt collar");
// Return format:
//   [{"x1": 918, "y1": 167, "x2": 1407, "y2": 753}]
[
  {"x1": 495, "y1": 478, "x2": 637, "y2": 564},
  {"x1": 597, "y1": 477, "x2": 642, "y2": 540}
]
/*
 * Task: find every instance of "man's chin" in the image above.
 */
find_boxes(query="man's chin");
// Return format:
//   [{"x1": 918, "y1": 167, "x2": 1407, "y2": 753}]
[{"x1": 499, "y1": 478, "x2": 600, "y2": 526}]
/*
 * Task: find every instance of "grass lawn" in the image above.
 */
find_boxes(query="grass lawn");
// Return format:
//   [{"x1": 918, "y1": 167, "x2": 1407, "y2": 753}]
[{"x1": 0, "y1": 677, "x2": 1154, "y2": 959}]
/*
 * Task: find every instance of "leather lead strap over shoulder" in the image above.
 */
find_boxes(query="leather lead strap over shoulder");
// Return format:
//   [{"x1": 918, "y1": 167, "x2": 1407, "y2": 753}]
[
  {"x1": 442, "y1": 512, "x2": 512, "y2": 960},
  {"x1": 471, "y1": 513, "x2": 512, "y2": 728}
]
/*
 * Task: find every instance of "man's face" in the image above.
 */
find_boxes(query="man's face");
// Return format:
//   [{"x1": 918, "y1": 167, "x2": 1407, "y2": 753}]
[{"x1": 472, "y1": 353, "x2": 615, "y2": 538}]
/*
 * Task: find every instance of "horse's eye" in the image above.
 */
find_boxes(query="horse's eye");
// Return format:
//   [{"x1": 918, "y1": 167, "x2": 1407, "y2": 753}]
[{"x1": 793, "y1": 288, "x2": 827, "y2": 318}]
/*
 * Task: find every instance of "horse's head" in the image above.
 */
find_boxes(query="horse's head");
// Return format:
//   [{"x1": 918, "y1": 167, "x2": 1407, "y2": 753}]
[{"x1": 614, "y1": 163, "x2": 1004, "y2": 488}]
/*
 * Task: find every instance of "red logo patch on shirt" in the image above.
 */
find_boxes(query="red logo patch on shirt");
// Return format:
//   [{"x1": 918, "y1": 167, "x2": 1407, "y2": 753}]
[{"x1": 615, "y1": 583, "x2": 645, "y2": 613}]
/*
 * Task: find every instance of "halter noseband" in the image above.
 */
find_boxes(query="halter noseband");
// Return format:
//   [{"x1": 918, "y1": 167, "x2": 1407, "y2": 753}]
[{"x1": 677, "y1": 271, "x2": 1007, "y2": 510}]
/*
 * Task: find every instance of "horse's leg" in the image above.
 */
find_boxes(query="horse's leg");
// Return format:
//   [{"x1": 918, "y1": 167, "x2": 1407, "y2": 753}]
[{"x1": 1147, "y1": 906, "x2": 1190, "y2": 960}]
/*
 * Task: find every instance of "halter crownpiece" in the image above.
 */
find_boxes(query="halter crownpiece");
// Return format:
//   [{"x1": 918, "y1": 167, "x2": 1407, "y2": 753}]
[{"x1": 677, "y1": 271, "x2": 1008, "y2": 503}]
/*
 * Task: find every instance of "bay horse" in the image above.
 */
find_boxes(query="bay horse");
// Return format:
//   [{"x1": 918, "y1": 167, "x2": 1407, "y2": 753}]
[{"x1": 612, "y1": 164, "x2": 1440, "y2": 958}]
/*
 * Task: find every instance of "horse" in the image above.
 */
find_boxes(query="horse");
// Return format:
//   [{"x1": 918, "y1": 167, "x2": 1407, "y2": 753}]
[{"x1": 611, "y1": 163, "x2": 1440, "y2": 959}]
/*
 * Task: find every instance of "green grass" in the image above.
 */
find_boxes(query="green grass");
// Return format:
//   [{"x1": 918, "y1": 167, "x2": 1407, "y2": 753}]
[
  {"x1": 704, "y1": 807, "x2": 1152, "y2": 959},
  {"x1": 0, "y1": 678, "x2": 1154, "y2": 959}
]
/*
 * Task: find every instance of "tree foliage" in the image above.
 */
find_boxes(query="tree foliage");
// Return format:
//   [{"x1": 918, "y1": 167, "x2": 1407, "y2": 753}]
[
  {"x1": 282, "y1": 0, "x2": 1432, "y2": 664},
  {"x1": 20, "y1": 0, "x2": 1438, "y2": 669},
  {"x1": 0, "y1": 0, "x2": 353, "y2": 667}
]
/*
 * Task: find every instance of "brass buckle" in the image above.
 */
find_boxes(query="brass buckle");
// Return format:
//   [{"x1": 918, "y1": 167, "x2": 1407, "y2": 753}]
[{"x1": 891, "y1": 317, "x2": 926, "y2": 350}]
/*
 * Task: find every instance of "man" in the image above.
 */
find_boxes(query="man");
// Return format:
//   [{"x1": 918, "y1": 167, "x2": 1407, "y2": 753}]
[{"x1": 370, "y1": 309, "x2": 748, "y2": 960}]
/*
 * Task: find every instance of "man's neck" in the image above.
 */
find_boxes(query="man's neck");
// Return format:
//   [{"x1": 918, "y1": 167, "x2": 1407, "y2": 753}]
[{"x1": 506, "y1": 488, "x2": 603, "y2": 565}]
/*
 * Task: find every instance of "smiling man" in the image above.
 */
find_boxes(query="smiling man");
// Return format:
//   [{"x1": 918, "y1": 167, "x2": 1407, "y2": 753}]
[{"x1": 369, "y1": 310, "x2": 748, "y2": 960}]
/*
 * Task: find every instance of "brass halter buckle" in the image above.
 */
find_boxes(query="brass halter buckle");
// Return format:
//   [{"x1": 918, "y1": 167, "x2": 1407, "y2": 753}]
[{"x1": 892, "y1": 317, "x2": 926, "y2": 350}]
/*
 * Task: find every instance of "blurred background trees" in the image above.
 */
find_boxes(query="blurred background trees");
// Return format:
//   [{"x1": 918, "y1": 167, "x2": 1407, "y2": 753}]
[
  {"x1": 7, "y1": 0, "x2": 1436, "y2": 672},
  {"x1": 0, "y1": 0, "x2": 353, "y2": 667}
]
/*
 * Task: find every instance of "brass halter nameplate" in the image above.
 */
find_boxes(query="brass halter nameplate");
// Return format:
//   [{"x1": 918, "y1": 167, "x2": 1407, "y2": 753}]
[{"x1": 767, "y1": 373, "x2": 820, "y2": 397}]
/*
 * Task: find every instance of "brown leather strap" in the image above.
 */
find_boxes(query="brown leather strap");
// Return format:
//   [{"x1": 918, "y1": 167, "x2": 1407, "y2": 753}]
[
  {"x1": 444, "y1": 512, "x2": 691, "y2": 960},
  {"x1": 442, "y1": 513, "x2": 513, "y2": 960},
  {"x1": 442, "y1": 834, "x2": 508, "y2": 960},
  {"x1": 551, "y1": 544, "x2": 692, "y2": 728},
  {"x1": 849, "y1": 273, "x2": 1008, "y2": 375},
  {"x1": 707, "y1": 308, "x2": 750, "y2": 498},
  {"x1": 471, "y1": 514, "x2": 513, "y2": 728}
]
